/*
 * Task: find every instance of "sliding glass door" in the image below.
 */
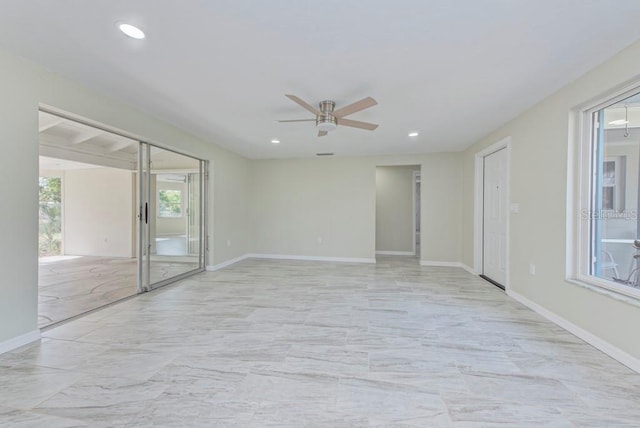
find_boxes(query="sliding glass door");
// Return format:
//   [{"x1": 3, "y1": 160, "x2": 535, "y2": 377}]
[{"x1": 138, "y1": 143, "x2": 206, "y2": 291}]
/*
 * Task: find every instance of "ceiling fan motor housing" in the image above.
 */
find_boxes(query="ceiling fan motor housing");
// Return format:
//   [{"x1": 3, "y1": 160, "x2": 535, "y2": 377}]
[{"x1": 319, "y1": 100, "x2": 335, "y2": 113}]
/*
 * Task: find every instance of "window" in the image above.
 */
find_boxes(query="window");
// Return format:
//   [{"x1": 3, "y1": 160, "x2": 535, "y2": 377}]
[
  {"x1": 579, "y1": 88, "x2": 640, "y2": 298},
  {"x1": 158, "y1": 189, "x2": 182, "y2": 218}
]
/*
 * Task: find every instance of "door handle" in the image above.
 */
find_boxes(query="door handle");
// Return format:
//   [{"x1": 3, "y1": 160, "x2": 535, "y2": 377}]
[{"x1": 145, "y1": 202, "x2": 148, "y2": 224}]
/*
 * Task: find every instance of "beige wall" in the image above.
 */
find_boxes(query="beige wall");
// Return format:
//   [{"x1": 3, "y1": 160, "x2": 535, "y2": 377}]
[
  {"x1": 63, "y1": 167, "x2": 135, "y2": 257},
  {"x1": 460, "y1": 40, "x2": 640, "y2": 359},
  {"x1": 249, "y1": 153, "x2": 461, "y2": 262},
  {"x1": 376, "y1": 165, "x2": 419, "y2": 253},
  {"x1": 249, "y1": 157, "x2": 376, "y2": 259},
  {"x1": 0, "y1": 46, "x2": 249, "y2": 344}
]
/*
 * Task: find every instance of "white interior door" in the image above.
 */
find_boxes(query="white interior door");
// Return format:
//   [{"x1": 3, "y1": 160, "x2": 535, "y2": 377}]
[{"x1": 483, "y1": 148, "x2": 508, "y2": 287}]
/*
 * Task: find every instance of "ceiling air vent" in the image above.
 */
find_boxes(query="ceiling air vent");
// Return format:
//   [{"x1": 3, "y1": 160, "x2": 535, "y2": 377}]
[{"x1": 316, "y1": 152, "x2": 334, "y2": 156}]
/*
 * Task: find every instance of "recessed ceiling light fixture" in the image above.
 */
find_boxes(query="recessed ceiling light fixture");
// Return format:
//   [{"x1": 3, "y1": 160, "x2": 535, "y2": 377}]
[
  {"x1": 609, "y1": 119, "x2": 629, "y2": 125},
  {"x1": 118, "y1": 23, "x2": 145, "y2": 39},
  {"x1": 271, "y1": 139, "x2": 280, "y2": 144},
  {"x1": 408, "y1": 132, "x2": 419, "y2": 137}
]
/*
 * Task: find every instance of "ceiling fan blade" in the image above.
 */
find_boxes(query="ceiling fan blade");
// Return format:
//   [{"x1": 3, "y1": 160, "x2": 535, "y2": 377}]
[
  {"x1": 318, "y1": 130, "x2": 328, "y2": 137},
  {"x1": 333, "y1": 97, "x2": 377, "y2": 118},
  {"x1": 337, "y1": 118, "x2": 378, "y2": 131},
  {"x1": 285, "y1": 94, "x2": 320, "y2": 115},
  {"x1": 277, "y1": 119, "x2": 316, "y2": 123}
]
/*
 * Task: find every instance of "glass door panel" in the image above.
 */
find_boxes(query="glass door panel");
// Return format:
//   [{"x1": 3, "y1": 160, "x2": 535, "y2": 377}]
[
  {"x1": 145, "y1": 146, "x2": 205, "y2": 289},
  {"x1": 149, "y1": 147, "x2": 204, "y2": 288}
]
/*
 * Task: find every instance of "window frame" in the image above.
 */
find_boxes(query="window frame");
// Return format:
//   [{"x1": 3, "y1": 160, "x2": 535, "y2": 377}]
[
  {"x1": 157, "y1": 188, "x2": 183, "y2": 218},
  {"x1": 576, "y1": 84, "x2": 640, "y2": 300}
]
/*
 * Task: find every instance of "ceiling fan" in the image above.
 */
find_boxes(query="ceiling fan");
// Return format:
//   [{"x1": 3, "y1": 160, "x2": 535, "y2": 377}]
[{"x1": 279, "y1": 94, "x2": 378, "y2": 137}]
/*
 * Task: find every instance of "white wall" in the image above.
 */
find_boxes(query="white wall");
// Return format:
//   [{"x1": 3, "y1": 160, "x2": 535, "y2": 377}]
[
  {"x1": 376, "y1": 165, "x2": 419, "y2": 253},
  {"x1": 39, "y1": 169, "x2": 62, "y2": 179},
  {"x1": 249, "y1": 153, "x2": 461, "y2": 262},
  {"x1": 63, "y1": 167, "x2": 135, "y2": 257},
  {"x1": 0, "y1": 45, "x2": 249, "y2": 345},
  {"x1": 461, "y1": 40, "x2": 640, "y2": 360}
]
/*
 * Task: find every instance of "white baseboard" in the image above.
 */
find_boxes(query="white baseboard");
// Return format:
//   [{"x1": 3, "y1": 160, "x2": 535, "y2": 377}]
[
  {"x1": 206, "y1": 254, "x2": 250, "y2": 271},
  {"x1": 248, "y1": 253, "x2": 376, "y2": 264},
  {"x1": 420, "y1": 260, "x2": 461, "y2": 267},
  {"x1": 460, "y1": 263, "x2": 477, "y2": 275},
  {"x1": 508, "y1": 289, "x2": 640, "y2": 374},
  {"x1": 420, "y1": 260, "x2": 477, "y2": 275},
  {"x1": 375, "y1": 251, "x2": 415, "y2": 256},
  {"x1": 0, "y1": 329, "x2": 41, "y2": 355}
]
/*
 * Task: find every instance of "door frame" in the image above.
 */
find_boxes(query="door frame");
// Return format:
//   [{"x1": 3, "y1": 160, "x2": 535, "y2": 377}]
[
  {"x1": 412, "y1": 170, "x2": 421, "y2": 256},
  {"x1": 473, "y1": 136, "x2": 511, "y2": 290}
]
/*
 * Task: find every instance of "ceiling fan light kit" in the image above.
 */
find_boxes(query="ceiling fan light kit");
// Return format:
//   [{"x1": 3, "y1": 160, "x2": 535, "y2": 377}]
[
  {"x1": 316, "y1": 114, "x2": 337, "y2": 132},
  {"x1": 280, "y1": 94, "x2": 378, "y2": 137}
]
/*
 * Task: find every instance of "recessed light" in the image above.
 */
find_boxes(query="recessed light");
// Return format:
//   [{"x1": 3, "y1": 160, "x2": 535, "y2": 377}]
[
  {"x1": 119, "y1": 23, "x2": 145, "y2": 40},
  {"x1": 408, "y1": 132, "x2": 419, "y2": 137},
  {"x1": 609, "y1": 119, "x2": 629, "y2": 125},
  {"x1": 271, "y1": 139, "x2": 280, "y2": 144}
]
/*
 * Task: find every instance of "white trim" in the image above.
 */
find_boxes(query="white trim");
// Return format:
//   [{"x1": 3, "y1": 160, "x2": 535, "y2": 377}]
[
  {"x1": 412, "y1": 170, "x2": 420, "y2": 256},
  {"x1": 460, "y1": 263, "x2": 478, "y2": 275},
  {"x1": 248, "y1": 253, "x2": 376, "y2": 264},
  {"x1": 376, "y1": 250, "x2": 415, "y2": 256},
  {"x1": 206, "y1": 254, "x2": 250, "y2": 271},
  {"x1": 0, "y1": 330, "x2": 41, "y2": 355},
  {"x1": 473, "y1": 137, "x2": 511, "y2": 289},
  {"x1": 420, "y1": 260, "x2": 477, "y2": 274},
  {"x1": 570, "y1": 82, "x2": 640, "y2": 301},
  {"x1": 420, "y1": 260, "x2": 462, "y2": 267},
  {"x1": 508, "y1": 289, "x2": 640, "y2": 374}
]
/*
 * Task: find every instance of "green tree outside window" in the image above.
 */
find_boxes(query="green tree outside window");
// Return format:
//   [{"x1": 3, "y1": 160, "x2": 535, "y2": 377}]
[{"x1": 159, "y1": 189, "x2": 182, "y2": 217}]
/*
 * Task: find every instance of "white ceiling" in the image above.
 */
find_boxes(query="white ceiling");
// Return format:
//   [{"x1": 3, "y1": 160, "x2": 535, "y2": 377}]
[
  {"x1": 39, "y1": 111, "x2": 139, "y2": 170},
  {"x1": 2, "y1": 1, "x2": 640, "y2": 159}
]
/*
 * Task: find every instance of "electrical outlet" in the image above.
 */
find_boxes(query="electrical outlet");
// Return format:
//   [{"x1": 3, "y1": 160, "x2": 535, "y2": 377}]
[
  {"x1": 227, "y1": 240, "x2": 231, "y2": 247},
  {"x1": 317, "y1": 236, "x2": 322, "y2": 244},
  {"x1": 529, "y1": 263, "x2": 536, "y2": 275}
]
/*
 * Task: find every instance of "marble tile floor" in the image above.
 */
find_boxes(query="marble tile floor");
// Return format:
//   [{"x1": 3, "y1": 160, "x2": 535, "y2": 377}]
[
  {"x1": 1, "y1": 255, "x2": 635, "y2": 426},
  {"x1": 39, "y1": 256, "x2": 199, "y2": 327}
]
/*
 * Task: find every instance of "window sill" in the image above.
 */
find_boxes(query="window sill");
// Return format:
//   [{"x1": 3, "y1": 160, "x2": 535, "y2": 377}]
[{"x1": 566, "y1": 278, "x2": 640, "y2": 309}]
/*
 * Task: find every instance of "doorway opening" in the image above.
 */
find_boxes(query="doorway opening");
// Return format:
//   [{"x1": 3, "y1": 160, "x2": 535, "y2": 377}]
[
  {"x1": 375, "y1": 165, "x2": 421, "y2": 261},
  {"x1": 474, "y1": 138, "x2": 510, "y2": 290},
  {"x1": 38, "y1": 109, "x2": 207, "y2": 327}
]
